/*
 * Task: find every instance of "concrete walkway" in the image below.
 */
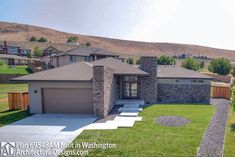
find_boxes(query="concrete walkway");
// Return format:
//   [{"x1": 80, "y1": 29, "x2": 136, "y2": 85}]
[
  {"x1": 0, "y1": 114, "x2": 97, "y2": 157},
  {"x1": 197, "y1": 99, "x2": 230, "y2": 157},
  {"x1": 85, "y1": 104, "x2": 143, "y2": 130}
]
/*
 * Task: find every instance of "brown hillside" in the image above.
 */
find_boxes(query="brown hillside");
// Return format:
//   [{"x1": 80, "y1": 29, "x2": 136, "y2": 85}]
[{"x1": 1, "y1": 21, "x2": 235, "y2": 60}]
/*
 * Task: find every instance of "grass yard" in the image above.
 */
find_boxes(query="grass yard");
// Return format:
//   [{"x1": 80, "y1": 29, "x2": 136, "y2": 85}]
[
  {"x1": 224, "y1": 86, "x2": 235, "y2": 157},
  {"x1": 63, "y1": 104, "x2": 214, "y2": 157},
  {"x1": 0, "y1": 65, "x2": 32, "y2": 74},
  {"x1": 0, "y1": 83, "x2": 30, "y2": 127}
]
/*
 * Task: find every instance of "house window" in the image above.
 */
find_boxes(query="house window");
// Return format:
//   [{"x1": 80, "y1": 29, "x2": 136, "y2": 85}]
[
  {"x1": 191, "y1": 80, "x2": 197, "y2": 83},
  {"x1": 85, "y1": 56, "x2": 91, "y2": 62},
  {"x1": 69, "y1": 56, "x2": 76, "y2": 62},
  {"x1": 198, "y1": 80, "x2": 204, "y2": 83}
]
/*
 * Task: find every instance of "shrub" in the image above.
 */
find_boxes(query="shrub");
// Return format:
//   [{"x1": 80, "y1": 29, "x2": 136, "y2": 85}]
[
  {"x1": 38, "y1": 37, "x2": 47, "y2": 42},
  {"x1": 200, "y1": 61, "x2": 205, "y2": 69},
  {"x1": 30, "y1": 36, "x2": 37, "y2": 42},
  {"x1": 86, "y1": 42, "x2": 91, "y2": 46},
  {"x1": 136, "y1": 58, "x2": 141, "y2": 65},
  {"x1": 158, "y1": 55, "x2": 175, "y2": 65},
  {"x1": 126, "y1": 58, "x2": 134, "y2": 64},
  {"x1": 208, "y1": 58, "x2": 232, "y2": 75},
  {"x1": 181, "y1": 58, "x2": 200, "y2": 71},
  {"x1": 0, "y1": 59, "x2": 7, "y2": 66},
  {"x1": 67, "y1": 36, "x2": 78, "y2": 43},
  {"x1": 233, "y1": 89, "x2": 235, "y2": 111}
]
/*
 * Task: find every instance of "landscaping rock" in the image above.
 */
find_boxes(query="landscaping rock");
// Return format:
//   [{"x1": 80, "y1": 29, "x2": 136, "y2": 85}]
[
  {"x1": 197, "y1": 99, "x2": 230, "y2": 157},
  {"x1": 155, "y1": 116, "x2": 191, "y2": 126}
]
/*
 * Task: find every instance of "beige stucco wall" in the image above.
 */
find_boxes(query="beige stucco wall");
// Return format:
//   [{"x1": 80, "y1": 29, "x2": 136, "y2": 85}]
[{"x1": 28, "y1": 81, "x2": 93, "y2": 114}]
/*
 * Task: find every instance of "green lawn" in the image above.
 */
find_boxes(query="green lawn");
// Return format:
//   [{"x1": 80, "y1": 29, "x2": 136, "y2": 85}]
[
  {"x1": 63, "y1": 104, "x2": 214, "y2": 157},
  {"x1": 224, "y1": 86, "x2": 235, "y2": 157},
  {"x1": 0, "y1": 65, "x2": 32, "y2": 74},
  {"x1": 0, "y1": 83, "x2": 30, "y2": 127}
]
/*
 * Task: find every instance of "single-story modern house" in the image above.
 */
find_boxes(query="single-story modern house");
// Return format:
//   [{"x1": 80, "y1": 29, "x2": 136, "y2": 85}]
[
  {"x1": 0, "y1": 54, "x2": 30, "y2": 65},
  {"x1": 50, "y1": 47, "x2": 119, "y2": 68},
  {"x1": 13, "y1": 57, "x2": 212, "y2": 117}
]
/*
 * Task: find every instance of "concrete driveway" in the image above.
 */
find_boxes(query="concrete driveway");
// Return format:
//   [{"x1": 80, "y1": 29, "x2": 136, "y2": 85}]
[{"x1": 0, "y1": 114, "x2": 97, "y2": 156}]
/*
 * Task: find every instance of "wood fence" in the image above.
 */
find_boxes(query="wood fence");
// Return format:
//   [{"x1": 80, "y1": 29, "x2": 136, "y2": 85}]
[
  {"x1": 211, "y1": 85, "x2": 231, "y2": 100},
  {"x1": 8, "y1": 92, "x2": 29, "y2": 110}
]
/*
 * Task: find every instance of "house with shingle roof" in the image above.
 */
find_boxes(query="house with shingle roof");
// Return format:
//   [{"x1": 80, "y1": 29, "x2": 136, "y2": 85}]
[
  {"x1": 13, "y1": 57, "x2": 212, "y2": 117},
  {"x1": 50, "y1": 46, "x2": 119, "y2": 67}
]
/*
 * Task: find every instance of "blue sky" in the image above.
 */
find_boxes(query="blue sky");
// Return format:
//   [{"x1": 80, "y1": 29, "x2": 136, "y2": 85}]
[{"x1": 0, "y1": 0, "x2": 235, "y2": 50}]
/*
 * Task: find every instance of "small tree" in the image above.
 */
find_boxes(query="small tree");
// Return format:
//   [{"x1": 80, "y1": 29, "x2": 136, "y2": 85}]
[
  {"x1": 200, "y1": 61, "x2": 205, "y2": 69},
  {"x1": 27, "y1": 52, "x2": 32, "y2": 59},
  {"x1": 67, "y1": 36, "x2": 78, "y2": 43},
  {"x1": 126, "y1": 58, "x2": 134, "y2": 64},
  {"x1": 33, "y1": 46, "x2": 42, "y2": 58},
  {"x1": 38, "y1": 37, "x2": 47, "y2": 42},
  {"x1": 86, "y1": 42, "x2": 91, "y2": 47},
  {"x1": 181, "y1": 58, "x2": 200, "y2": 71},
  {"x1": 208, "y1": 58, "x2": 232, "y2": 75},
  {"x1": 136, "y1": 58, "x2": 141, "y2": 65},
  {"x1": 30, "y1": 36, "x2": 37, "y2": 42},
  {"x1": 0, "y1": 59, "x2": 7, "y2": 66},
  {"x1": 232, "y1": 66, "x2": 235, "y2": 77},
  {"x1": 157, "y1": 55, "x2": 175, "y2": 65}
]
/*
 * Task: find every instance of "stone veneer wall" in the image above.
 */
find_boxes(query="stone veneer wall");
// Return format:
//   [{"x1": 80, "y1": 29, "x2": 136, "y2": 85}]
[
  {"x1": 157, "y1": 84, "x2": 211, "y2": 103},
  {"x1": 139, "y1": 56, "x2": 158, "y2": 104},
  {"x1": 93, "y1": 65, "x2": 117, "y2": 117}
]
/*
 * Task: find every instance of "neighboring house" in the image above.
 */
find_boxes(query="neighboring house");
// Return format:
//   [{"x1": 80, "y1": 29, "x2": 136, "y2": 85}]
[
  {"x1": 0, "y1": 41, "x2": 31, "y2": 56},
  {"x1": 42, "y1": 46, "x2": 62, "y2": 56},
  {"x1": 201, "y1": 73, "x2": 233, "y2": 85},
  {"x1": 50, "y1": 47, "x2": 119, "y2": 67},
  {"x1": 41, "y1": 45, "x2": 80, "y2": 68},
  {"x1": 13, "y1": 57, "x2": 212, "y2": 117},
  {"x1": 0, "y1": 41, "x2": 20, "y2": 55},
  {"x1": 0, "y1": 54, "x2": 29, "y2": 65}
]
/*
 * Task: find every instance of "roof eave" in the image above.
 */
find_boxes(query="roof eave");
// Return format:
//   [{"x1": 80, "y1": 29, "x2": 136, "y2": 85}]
[
  {"x1": 11, "y1": 79, "x2": 93, "y2": 82},
  {"x1": 114, "y1": 73, "x2": 150, "y2": 76},
  {"x1": 157, "y1": 77, "x2": 213, "y2": 80}
]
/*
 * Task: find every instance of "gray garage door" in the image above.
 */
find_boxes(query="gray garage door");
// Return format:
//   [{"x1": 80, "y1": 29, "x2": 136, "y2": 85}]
[{"x1": 42, "y1": 88, "x2": 93, "y2": 114}]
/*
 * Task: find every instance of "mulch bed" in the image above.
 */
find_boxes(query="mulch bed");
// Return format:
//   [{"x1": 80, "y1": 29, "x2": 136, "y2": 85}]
[{"x1": 155, "y1": 116, "x2": 191, "y2": 126}]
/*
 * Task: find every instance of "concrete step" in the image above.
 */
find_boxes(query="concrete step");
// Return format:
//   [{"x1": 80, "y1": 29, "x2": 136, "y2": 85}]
[
  {"x1": 85, "y1": 123, "x2": 118, "y2": 130},
  {"x1": 115, "y1": 99, "x2": 145, "y2": 106},
  {"x1": 119, "y1": 112, "x2": 139, "y2": 117},
  {"x1": 123, "y1": 104, "x2": 139, "y2": 108},
  {"x1": 106, "y1": 120, "x2": 135, "y2": 128},
  {"x1": 118, "y1": 107, "x2": 143, "y2": 113},
  {"x1": 114, "y1": 116, "x2": 142, "y2": 122}
]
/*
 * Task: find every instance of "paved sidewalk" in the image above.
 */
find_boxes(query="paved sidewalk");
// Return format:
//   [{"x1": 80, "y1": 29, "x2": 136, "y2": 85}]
[{"x1": 197, "y1": 99, "x2": 230, "y2": 157}]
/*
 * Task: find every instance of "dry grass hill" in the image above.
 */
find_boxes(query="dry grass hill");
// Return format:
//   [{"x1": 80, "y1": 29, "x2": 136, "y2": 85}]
[{"x1": 1, "y1": 21, "x2": 235, "y2": 60}]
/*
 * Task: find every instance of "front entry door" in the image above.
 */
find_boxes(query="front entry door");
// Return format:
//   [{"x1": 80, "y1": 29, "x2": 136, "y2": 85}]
[{"x1": 123, "y1": 76, "x2": 139, "y2": 98}]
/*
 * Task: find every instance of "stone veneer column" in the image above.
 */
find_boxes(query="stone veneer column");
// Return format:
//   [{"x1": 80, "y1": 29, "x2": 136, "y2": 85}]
[
  {"x1": 93, "y1": 65, "x2": 114, "y2": 117},
  {"x1": 139, "y1": 56, "x2": 158, "y2": 104}
]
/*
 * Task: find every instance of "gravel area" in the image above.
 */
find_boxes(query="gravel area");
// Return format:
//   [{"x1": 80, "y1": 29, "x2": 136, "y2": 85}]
[
  {"x1": 197, "y1": 99, "x2": 230, "y2": 157},
  {"x1": 155, "y1": 116, "x2": 191, "y2": 126}
]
